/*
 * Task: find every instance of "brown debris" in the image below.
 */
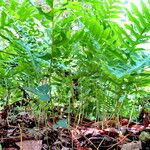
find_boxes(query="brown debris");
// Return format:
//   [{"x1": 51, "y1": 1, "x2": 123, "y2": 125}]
[{"x1": 0, "y1": 108, "x2": 150, "y2": 150}]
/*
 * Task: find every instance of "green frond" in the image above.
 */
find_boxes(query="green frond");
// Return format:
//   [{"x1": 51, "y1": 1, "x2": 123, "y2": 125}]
[
  {"x1": 126, "y1": 9, "x2": 143, "y2": 34},
  {"x1": 118, "y1": 1, "x2": 150, "y2": 52},
  {"x1": 131, "y1": 3, "x2": 148, "y2": 28},
  {"x1": 87, "y1": 0, "x2": 122, "y2": 22},
  {"x1": 0, "y1": 11, "x2": 6, "y2": 28},
  {"x1": 17, "y1": 0, "x2": 35, "y2": 21},
  {"x1": 141, "y1": 0, "x2": 150, "y2": 21}
]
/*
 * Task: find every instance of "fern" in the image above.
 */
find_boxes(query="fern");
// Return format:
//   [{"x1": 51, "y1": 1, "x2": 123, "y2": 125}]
[
  {"x1": 0, "y1": 0, "x2": 149, "y2": 117},
  {"x1": 91, "y1": 0, "x2": 122, "y2": 21},
  {"x1": 118, "y1": 0, "x2": 150, "y2": 52},
  {"x1": 68, "y1": 1, "x2": 124, "y2": 62}
]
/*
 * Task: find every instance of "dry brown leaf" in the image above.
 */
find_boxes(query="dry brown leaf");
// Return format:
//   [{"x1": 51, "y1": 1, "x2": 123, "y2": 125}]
[
  {"x1": 121, "y1": 141, "x2": 142, "y2": 150},
  {"x1": 16, "y1": 140, "x2": 42, "y2": 150}
]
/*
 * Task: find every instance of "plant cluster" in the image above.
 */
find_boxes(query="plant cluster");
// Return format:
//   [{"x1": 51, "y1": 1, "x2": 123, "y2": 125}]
[{"x1": 0, "y1": 0, "x2": 149, "y2": 119}]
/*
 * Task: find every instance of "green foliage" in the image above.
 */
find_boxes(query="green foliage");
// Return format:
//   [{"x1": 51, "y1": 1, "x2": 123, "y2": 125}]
[
  {"x1": 25, "y1": 84, "x2": 50, "y2": 101},
  {"x1": 53, "y1": 119, "x2": 68, "y2": 129},
  {"x1": 0, "y1": 0, "x2": 149, "y2": 119}
]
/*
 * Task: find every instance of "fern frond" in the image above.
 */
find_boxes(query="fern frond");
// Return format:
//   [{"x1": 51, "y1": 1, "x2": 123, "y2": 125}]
[
  {"x1": 119, "y1": 0, "x2": 150, "y2": 52},
  {"x1": 68, "y1": 1, "x2": 125, "y2": 63},
  {"x1": 92, "y1": 0, "x2": 122, "y2": 21},
  {"x1": 108, "y1": 58, "x2": 149, "y2": 78},
  {"x1": 141, "y1": 0, "x2": 150, "y2": 21},
  {"x1": 17, "y1": 0, "x2": 35, "y2": 21}
]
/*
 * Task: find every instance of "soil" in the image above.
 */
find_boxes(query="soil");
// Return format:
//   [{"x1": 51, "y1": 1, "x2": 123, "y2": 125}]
[{"x1": 0, "y1": 105, "x2": 150, "y2": 150}]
